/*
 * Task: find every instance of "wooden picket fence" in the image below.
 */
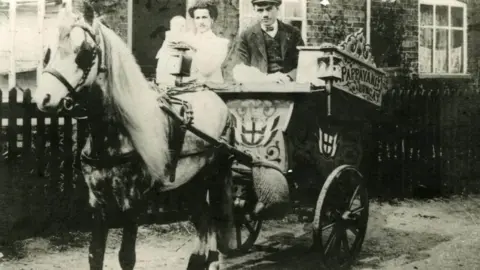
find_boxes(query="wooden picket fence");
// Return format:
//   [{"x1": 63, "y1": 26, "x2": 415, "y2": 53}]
[
  {"x1": 0, "y1": 87, "x2": 190, "y2": 237},
  {"x1": 2, "y1": 85, "x2": 480, "y2": 238},
  {"x1": 367, "y1": 86, "x2": 480, "y2": 199}
]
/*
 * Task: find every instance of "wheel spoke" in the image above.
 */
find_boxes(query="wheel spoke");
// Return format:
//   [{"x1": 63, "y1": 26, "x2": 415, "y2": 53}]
[
  {"x1": 346, "y1": 221, "x2": 360, "y2": 236},
  {"x1": 332, "y1": 229, "x2": 343, "y2": 258},
  {"x1": 350, "y1": 206, "x2": 365, "y2": 216},
  {"x1": 324, "y1": 228, "x2": 337, "y2": 256},
  {"x1": 245, "y1": 221, "x2": 256, "y2": 234},
  {"x1": 348, "y1": 185, "x2": 361, "y2": 209},
  {"x1": 321, "y1": 222, "x2": 335, "y2": 232},
  {"x1": 236, "y1": 224, "x2": 242, "y2": 247},
  {"x1": 340, "y1": 230, "x2": 351, "y2": 256}
]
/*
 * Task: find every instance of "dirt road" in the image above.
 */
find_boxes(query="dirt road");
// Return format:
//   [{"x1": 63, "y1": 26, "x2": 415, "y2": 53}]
[{"x1": 2, "y1": 196, "x2": 480, "y2": 269}]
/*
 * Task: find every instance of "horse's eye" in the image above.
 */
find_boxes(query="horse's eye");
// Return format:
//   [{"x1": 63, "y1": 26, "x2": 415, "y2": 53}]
[{"x1": 43, "y1": 48, "x2": 51, "y2": 68}]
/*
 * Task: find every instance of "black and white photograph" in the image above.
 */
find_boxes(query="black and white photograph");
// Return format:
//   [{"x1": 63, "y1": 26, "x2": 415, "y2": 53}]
[{"x1": 0, "y1": 0, "x2": 479, "y2": 269}]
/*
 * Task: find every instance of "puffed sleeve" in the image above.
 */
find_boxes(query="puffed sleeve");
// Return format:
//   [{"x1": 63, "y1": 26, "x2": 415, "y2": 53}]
[{"x1": 191, "y1": 37, "x2": 230, "y2": 77}]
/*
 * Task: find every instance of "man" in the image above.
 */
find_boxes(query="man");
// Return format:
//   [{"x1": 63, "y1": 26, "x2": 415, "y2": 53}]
[{"x1": 230, "y1": 0, "x2": 305, "y2": 83}]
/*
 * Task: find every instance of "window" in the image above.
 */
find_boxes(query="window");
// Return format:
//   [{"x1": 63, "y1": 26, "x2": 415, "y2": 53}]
[
  {"x1": 418, "y1": 0, "x2": 467, "y2": 75},
  {"x1": 0, "y1": 0, "x2": 63, "y2": 92},
  {"x1": 239, "y1": 0, "x2": 306, "y2": 40}
]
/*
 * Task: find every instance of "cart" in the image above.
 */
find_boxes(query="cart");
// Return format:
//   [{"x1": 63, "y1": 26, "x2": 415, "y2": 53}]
[
  {"x1": 213, "y1": 29, "x2": 386, "y2": 269},
  {"x1": 164, "y1": 28, "x2": 386, "y2": 269}
]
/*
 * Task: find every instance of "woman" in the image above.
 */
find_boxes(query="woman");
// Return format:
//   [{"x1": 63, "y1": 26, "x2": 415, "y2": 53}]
[{"x1": 171, "y1": 0, "x2": 229, "y2": 84}]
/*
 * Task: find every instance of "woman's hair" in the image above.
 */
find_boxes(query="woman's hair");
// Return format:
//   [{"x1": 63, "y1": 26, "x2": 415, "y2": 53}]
[{"x1": 187, "y1": 0, "x2": 218, "y2": 20}]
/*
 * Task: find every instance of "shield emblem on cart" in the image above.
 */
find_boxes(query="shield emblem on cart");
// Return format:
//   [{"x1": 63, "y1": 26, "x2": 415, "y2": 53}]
[{"x1": 318, "y1": 127, "x2": 339, "y2": 160}]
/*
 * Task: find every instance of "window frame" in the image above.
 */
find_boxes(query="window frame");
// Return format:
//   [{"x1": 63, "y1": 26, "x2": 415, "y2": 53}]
[
  {"x1": 239, "y1": 0, "x2": 307, "y2": 41},
  {"x1": 417, "y1": 0, "x2": 468, "y2": 76}
]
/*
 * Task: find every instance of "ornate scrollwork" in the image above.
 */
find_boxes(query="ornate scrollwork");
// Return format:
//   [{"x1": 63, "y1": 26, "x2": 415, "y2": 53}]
[
  {"x1": 338, "y1": 28, "x2": 376, "y2": 67},
  {"x1": 228, "y1": 99, "x2": 292, "y2": 171}
]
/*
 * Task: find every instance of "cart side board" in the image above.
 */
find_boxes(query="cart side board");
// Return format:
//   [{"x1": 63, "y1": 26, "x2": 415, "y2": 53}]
[{"x1": 213, "y1": 28, "x2": 387, "y2": 193}]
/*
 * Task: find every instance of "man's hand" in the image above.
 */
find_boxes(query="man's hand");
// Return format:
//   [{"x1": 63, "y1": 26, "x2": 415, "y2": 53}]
[{"x1": 268, "y1": 72, "x2": 292, "y2": 84}]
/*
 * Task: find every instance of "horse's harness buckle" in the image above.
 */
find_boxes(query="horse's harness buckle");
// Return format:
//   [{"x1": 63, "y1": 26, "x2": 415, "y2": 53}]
[{"x1": 179, "y1": 100, "x2": 194, "y2": 129}]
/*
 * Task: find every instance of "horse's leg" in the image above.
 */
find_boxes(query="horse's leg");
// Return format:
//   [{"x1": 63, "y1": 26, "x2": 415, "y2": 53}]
[
  {"x1": 89, "y1": 208, "x2": 109, "y2": 270},
  {"x1": 207, "y1": 157, "x2": 235, "y2": 270},
  {"x1": 119, "y1": 210, "x2": 138, "y2": 270},
  {"x1": 186, "y1": 179, "x2": 210, "y2": 270}
]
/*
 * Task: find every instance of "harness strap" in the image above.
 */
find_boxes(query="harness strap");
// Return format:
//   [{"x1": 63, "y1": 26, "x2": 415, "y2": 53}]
[
  {"x1": 43, "y1": 69, "x2": 76, "y2": 94},
  {"x1": 80, "y1": 151, "x2": 139, "y2": 168},
  {"x1": 158, "y1": 96, "x2": 253, "y2": 167},
  {"x1": 166, "y1": 113, "x2": 187, "y2": 183}
]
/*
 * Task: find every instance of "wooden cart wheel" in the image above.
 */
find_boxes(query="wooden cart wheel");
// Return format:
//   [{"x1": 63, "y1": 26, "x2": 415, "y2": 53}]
[
  {"x1": 312, "y1": 165, "x2": 369, "y2": 269},
  {"x1": 225, "y1": 182, "x2": 263, "y2": 256},
  {"x1": 230, "y1": 211, "x2": 263, "y2": 255}
]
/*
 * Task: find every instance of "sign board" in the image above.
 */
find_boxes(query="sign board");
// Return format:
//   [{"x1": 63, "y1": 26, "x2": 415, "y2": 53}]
[{"x1": 297, "y1": 29, "x2": 387, "y2": 107}]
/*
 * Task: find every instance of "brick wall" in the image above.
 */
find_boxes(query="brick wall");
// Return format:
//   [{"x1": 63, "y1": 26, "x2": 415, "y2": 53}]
[
  {"x1": 303, "y1": 0, "x2": 478, "y2": 79},
  {"x1": 72, "y1": 0, "x2": 128, "y2": 43},
  {"x1": 306, "y1": 0, "x2": 366, "y2": 45},
  {"x1": 467, "y1": 0, "x2": 480, "y2": 84},
  {"x1": 72, "y1": 0, "x2": 480, "y2": 82}
]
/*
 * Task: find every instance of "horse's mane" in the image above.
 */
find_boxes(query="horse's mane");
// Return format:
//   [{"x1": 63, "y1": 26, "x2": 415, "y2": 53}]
[{"x1": 95, "y1": 19, "x2": 171, "y2": 180}]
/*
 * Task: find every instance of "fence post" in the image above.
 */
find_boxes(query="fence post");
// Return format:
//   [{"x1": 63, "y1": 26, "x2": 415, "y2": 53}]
[
  {"x1": 432, "y1": 89, "x2": 442, "y2": 195},
  {"x1": 22, "y1": 89, "x2": 33, "y2": 173},
  {"x1": 63, "y1": 115, "x2": 73, "y2": 225},
  {"x1": 46, "y1": 113, "x2": 61, "y2": 226},
  {"x1": 7, "y1": 89, "x2": 18, "y2": 180}
]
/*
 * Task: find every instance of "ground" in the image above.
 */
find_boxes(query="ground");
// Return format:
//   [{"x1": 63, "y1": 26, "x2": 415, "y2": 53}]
[{"x1": 2, "y1": 195, "x2": 480, "y2": 270}]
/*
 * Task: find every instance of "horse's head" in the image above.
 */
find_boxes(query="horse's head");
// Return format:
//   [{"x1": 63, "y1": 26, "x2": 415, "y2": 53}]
[{"x1": 33, "y1": 5, "x2": 105, "y2": 113}]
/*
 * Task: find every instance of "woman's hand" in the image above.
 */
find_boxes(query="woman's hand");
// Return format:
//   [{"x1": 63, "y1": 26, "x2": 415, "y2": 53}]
[{"x1": 169, "y1": 33, "x2": 197, "y2": 51}]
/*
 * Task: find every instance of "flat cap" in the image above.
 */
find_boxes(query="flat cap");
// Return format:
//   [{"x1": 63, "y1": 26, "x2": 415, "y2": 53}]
[{"x1": 251, "y1": 0, "x2": 282, "y2": 5}]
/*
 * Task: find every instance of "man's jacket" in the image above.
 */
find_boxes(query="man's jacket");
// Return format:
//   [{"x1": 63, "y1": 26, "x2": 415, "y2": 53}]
[{"x1": 228, "y1": 20, "x2": 305, "y2": 80}]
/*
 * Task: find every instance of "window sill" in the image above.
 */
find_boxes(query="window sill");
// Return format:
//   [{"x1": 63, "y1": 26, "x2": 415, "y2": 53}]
[{"x1": 418, "y1": 73, "x2": 472, "y2": 80}]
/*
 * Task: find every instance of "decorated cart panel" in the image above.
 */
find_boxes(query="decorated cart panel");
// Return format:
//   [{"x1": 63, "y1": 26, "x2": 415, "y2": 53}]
[{"x1": 215, "y1": 29, "x2": 386, "y2": 194}]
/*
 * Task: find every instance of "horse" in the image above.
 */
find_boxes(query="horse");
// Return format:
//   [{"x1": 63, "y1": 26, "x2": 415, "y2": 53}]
[{"x1": 32, "y1": 5, "x2": 235, "y2": 270}]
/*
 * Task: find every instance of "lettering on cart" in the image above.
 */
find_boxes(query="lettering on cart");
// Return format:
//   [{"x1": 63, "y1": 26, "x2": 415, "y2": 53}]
[
  {"x1": 341, "y1": 66, "x2": 382, "y2": 89},
  {"x1": 337, "y1": 64, "x2": 384, "y2": 105}
]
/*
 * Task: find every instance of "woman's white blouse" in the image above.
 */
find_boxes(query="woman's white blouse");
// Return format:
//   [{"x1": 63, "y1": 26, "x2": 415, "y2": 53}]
[{"x1": 188, "y1": 31, "x2": 229, "y2": 84}]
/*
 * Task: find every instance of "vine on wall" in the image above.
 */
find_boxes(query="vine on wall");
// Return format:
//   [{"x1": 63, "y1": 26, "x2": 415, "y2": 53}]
[
  {"x1": 317, "y1": 1, "x2": 348, "y2": 44},
  {"x1": 371, "y1": 1, "x2": 406, "y2": 69}
]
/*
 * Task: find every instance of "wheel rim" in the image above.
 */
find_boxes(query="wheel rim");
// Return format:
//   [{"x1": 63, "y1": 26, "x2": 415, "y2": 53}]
[
  {"x1": 313, "y1": 165, "x2": 369, "y2": 269},
  {"x1": 232, "y1": 212, "x2": 262, "y2": 253}
]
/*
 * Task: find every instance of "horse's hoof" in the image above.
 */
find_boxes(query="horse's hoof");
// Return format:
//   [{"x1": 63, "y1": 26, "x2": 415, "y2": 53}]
[
  {"x1": 206, "y1": 250, "x2": 219, "y2": 264},
  {"x1": 187, "y1": 254, "x2": 206, "y2": 270},
  {"x1": 207, "y1": 251, "x2": 225, "y2": 270}
]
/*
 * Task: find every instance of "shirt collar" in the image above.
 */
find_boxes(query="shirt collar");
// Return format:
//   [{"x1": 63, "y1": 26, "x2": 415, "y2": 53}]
[{"x1": 261, "y1": 20, "x2": 279, "y2": 34}]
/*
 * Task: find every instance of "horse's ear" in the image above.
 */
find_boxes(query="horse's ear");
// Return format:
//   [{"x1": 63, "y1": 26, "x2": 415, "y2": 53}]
[{"x1": 83, "y1": 2, "x2": 95, "y2": 25}]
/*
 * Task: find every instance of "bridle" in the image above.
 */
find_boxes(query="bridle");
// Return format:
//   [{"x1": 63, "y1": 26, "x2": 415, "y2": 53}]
[{"x1": 43, "y1": 22, "x2": 106, "y2": 114}]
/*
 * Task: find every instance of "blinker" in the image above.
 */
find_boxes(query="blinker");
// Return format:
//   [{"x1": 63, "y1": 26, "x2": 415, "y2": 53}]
[{"x1": 76, "y1": 40, "x2": 96, "y2": 70}]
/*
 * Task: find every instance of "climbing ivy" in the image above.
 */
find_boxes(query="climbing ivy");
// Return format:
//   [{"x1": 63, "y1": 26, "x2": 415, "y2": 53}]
[
  {"x1": 317, "y1": 0, "x2": 348, "y2": 44},
  {"x1": 371, "y1": 1, "x2": 406, "y2": 69}
]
